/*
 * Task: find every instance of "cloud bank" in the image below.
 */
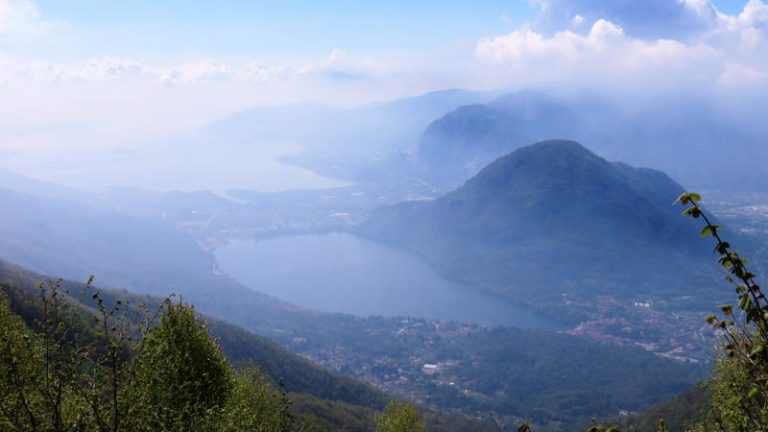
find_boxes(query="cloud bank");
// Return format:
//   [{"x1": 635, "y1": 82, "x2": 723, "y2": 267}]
[{"x1": 475, "y1": 0, "x2": 768, "y2": 91}]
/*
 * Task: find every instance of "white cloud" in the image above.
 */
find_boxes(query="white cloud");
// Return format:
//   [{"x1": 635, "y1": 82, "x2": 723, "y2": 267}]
[
  {"x1": 532, "y1": 0, "x2": 718, "y2": 39},
  {"x1": 0, "y1": 0, "x2": 59, "y2": 44},
  {"x1": 156, "y1": 62, "x2": 234, "y2": 86},
  {"x1": 477, "y1": 20, "x2": 625, "y2": 62},
  {"x1": 680, "y1": 0, "x2": 718, "y2": 21},
  {"x1": 0, "y1": 48, "x2": 388, "y2": 88},
  {"x1": 477, "y1": 18, "x2": 715, "y2": 68},
  {"x1": 475, "y1": 1, "x2": 768, "y2": 91},
  {"x1": 296, "y1": 49, "x2": 381, "y2": 80},
  {"x1": 719, "y1": 62, "x2": 767, "y2": 85}
]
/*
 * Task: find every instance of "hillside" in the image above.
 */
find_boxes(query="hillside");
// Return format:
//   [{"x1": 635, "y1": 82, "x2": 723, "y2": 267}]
[
  {"x1": 0, "y1": 258, "x2": 498, "y2": 432},
  {"x1": 361, "y1": 140, "x2": 723, "y2": 324},
  {"x1": 622, "y1": 386, "x2": 710, "y2": 432},
  {"x1": 0, "y1": 260, "x2": 387, "y2": 408},
  {"x1": 0, "y1": 258, "x2": 704, "y2": 431}
]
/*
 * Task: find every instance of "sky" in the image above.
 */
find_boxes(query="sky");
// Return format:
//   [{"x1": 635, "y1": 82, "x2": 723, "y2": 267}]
[{"x1": 0, "y1": 0, "x2": 766, "y2": 190}]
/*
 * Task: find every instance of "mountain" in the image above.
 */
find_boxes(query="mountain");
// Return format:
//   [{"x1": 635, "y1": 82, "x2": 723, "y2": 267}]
[
  {"x1": 416, "y1": 90, "x2": 583, "y2": 186},
  {"x1": 361, "y1": 140, "x2": 723, "y2": 323},
  {"x1": 413, "y1": 90, "x2": 768, "y2": 191},
  {"x1": 204, "y1": 89, "x2": 495, "y2": 182},
  {"x1": 205, "y1": 89, "x2": 492, "y2": 153}
]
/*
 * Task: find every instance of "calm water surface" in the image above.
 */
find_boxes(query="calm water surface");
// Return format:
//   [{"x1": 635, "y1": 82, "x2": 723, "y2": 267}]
[{"x1": 215, "y1": 232, "x2": 562, "y2": 330}]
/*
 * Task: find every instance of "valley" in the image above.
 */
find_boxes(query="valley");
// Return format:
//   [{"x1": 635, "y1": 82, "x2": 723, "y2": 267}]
[
  {"x1": 3, "y1": 2, "x2": 768, "y2": 430},
  {"x1": 1, "y1": 91, "x2": 767, "y2": 432}
]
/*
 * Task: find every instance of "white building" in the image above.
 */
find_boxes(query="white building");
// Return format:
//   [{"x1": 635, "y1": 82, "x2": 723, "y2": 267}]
[{"x1": 422, "y1": 364, "x2": 439, "y2": 375}]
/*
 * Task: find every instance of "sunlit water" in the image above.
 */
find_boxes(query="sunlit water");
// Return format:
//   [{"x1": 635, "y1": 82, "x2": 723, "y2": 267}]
[{"x1": 215, "y1": 232, "x2": 563, "y2": 330}]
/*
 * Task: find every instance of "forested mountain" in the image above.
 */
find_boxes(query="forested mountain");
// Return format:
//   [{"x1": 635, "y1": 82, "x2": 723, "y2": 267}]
[{"x1": 361, "y1": 140, "x2": 724, "y2": 323}]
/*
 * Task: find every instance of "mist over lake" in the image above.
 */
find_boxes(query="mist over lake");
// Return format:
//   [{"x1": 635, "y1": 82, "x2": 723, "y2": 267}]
[{"x1": 215, "y1": 232, "x2": 562, "y2": 330}]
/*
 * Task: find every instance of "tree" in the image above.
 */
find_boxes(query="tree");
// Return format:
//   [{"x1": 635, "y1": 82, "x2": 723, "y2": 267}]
[
  {"x1": 219, "y1": 367, "x2": 294, "y2": 432},
  {"x1": 0, "y1": 293, "x2": 43, "y2": 431},
  {"x1": 129, "y1": 299, "x2": 234, "y2": 432},
  {"x1": 376, "y1": 401, "x2": 427, "y2": 432}
]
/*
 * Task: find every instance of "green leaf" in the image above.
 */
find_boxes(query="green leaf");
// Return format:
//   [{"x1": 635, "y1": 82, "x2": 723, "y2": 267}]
[
  {"x1": 675, "y1": 192, "x2": 701, "y2": 205},
  {"x1": 681, "y1": 206, "x2": 702, "y2": 218},
  {"x1": 700, "y1": 225, "x2": 722, "y2": 238},
  {"x1": 749, "y1": 386, "x2": 759, "y2": 399},
  {"x1": 720, "y1": 305, "x2": 734, "y2": 316},
  {"x1": 674, "y1": 193, "x2": 690, "y2": 205},
  {"x1": 739, "y1": 295, "x2": 751, "y2": 310}
]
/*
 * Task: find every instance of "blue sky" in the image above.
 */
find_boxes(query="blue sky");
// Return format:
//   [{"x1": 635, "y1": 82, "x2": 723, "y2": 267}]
[
  {"x1": 30, "y1": 0, "x2": 750, "y2": 59},
  {"x1": 35, "y1": 0, "x2": 534, "y2": 59}
]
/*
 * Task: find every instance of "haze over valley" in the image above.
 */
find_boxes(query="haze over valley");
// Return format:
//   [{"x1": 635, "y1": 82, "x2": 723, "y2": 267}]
[{"x1": 2, "y1": 1, "x2": 768, "y2": 431}]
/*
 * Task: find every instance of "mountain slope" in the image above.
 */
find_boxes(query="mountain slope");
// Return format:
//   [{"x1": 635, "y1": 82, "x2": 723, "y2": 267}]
[
  {"x1": 0, "y1": 258, "x2": 704, "y2": 431},
  {"x1": 414, "y1": 90, "x2": 768, "y2": 191},
  {"x1": 0, "y1": 258, "x2": 388, "y2": 410},
  {"x1": 415, "y1": 90, "x2": 583, "y2": 186},
  {"x1": 623, "y1": 386, "x2": 710, "y2": 432},
  {"x1": 361, "y1": 140, "x2": 722, "y2": 322},
  {"x1": 0, "y1": 259, "x2": 498, "y2": 432}
]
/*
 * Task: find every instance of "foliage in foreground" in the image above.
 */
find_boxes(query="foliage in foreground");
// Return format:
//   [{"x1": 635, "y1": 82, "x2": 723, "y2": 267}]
[
  {"x1": 675, "y1": 192, "x2": 768, "y2": 431},
  {"x1": 375, "y1": 401, "x2": 427, "y2": 432},
  {"x1": 0, "y1": 283, "x2": 294, "y2": 432}
]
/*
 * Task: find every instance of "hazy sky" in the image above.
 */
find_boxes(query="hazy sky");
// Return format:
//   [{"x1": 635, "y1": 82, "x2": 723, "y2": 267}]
[{"x1": 0, "y1": 0, "x2": 765, "y2": 190}]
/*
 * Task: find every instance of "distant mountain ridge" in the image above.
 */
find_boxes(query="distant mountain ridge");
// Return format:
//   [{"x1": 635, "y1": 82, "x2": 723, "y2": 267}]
[
  {"x1": 361, "y1": 140, "x2": 723, "y2": 322},
  {"x1": 413, "y1": 90, "x2": 768, "y2": 191},
  {"x1": 415, "y1": 91, "x2": 583, "y2": 186}
]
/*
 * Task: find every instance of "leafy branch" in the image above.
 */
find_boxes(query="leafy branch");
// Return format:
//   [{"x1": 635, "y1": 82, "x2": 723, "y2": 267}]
[{"x1": 675, "y1": 192, "x2": 768, "y2": 429}]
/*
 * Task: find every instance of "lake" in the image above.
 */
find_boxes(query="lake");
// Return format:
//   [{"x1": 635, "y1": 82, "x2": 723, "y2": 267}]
[{"x1": 215, "y1": 232, "x2": 563, "y2": 330}]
